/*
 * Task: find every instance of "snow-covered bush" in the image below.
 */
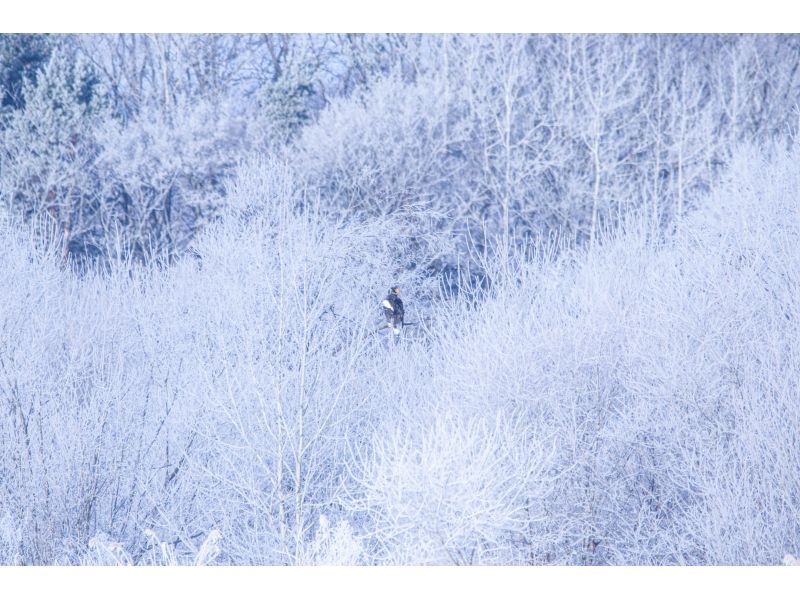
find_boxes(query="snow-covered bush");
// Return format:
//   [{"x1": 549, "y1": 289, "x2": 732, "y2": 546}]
[
  {"x1": 349, "y1": 408, "x2": 554, "y2": 564},
  {"x1": 0, "y1": 178, "x2": 173, "y2": 564},
  {"x1": 396, "y1": 141, "x2": 800, "y2": 564},
  {"x1": 298, "y1": 516, "x2": 363, "y2": 565}
]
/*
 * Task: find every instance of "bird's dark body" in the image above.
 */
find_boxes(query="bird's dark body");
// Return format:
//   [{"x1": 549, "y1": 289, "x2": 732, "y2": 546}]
[{"x1": 383, "y1": 288, "x2": 404, "y2": 333}]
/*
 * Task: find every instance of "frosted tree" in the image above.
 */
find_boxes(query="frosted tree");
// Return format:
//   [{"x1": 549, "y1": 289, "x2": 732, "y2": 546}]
[
  {"x1": 454, "y1": 34, "x2": 558, "y2": 251},
  {"x1": 0, "y1": 43, "x2": 107, "y2": 263},
  {"x1": 564, "y1": 34, "x2": 649, "y2": 247},
  {"x1": 90, "y1": 94, "x2": 247, "y2": 261},
  {"x1": 253, "y1": 66, "x2": 314, "y2": 148},
  {"x1": 645, "y1": 41, "x2": 715, "y2": 229},
  {"x1": 0, "y1": 34, "x2": 52, "y2": 112}
]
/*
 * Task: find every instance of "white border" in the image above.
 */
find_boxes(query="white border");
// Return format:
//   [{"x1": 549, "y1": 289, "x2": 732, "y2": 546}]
[
  {"x1": 1, "y1": 565, "x2": 799, "y2": 598},
  {"x1": 1, "y1": 1, "x2": 799, "y2": 33}
]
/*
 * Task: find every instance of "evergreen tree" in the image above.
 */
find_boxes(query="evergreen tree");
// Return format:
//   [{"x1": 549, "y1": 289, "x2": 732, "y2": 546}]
[{"x1": 0, "y1": 34, "x2": 52, "y2": 114}]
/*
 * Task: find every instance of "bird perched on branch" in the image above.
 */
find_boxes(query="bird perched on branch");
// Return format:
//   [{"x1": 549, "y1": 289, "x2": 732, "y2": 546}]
[{"x1": 382, "y1": 285, "x2": 404, "y2": 336}]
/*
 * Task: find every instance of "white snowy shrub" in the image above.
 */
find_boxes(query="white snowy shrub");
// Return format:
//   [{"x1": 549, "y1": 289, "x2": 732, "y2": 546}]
[
  {"x1": 349, "y1": 408, "x2": 554, "y2": 564},
  {"x1": 398, "y1": 141, "x2": 800, "y2": 564},
  {"x1": 298, "y1": 516, "x2": 364, "y2": 565}
]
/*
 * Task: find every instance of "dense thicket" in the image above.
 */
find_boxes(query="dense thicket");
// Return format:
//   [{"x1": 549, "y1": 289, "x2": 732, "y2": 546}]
[{"x1": 2, "y1": 142, "x2": 800, "y2": 564}]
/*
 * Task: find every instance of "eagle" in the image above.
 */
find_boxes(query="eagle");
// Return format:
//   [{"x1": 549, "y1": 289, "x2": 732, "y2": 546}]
[{"x1": 381, "y1": 286, "x2": 404, "y2": 336}]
